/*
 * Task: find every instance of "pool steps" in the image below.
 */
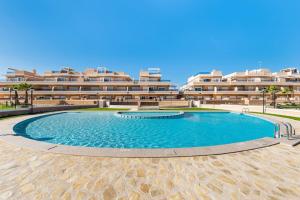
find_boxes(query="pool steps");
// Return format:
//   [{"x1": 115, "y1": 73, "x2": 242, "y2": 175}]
[{"x1": 115, "y1": 111, "x2": 185, "y2": 119}]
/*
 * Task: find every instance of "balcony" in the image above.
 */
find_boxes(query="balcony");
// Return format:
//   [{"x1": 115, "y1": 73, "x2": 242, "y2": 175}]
[
  {"x1": 137, "y1": 79, "x2": 170, "y2": 82},
  {"x1": 6, "y1": 72, "x2": 16, "y2": 75},
  {"x1": 192, "y1": 81, "x2": 300, "y2": 86},
  {"x1": 0, "y1": 90, "x2": 179, "y2": 95},
  {"x1": 84, "y1": 79, "x2": 130, "y2": 82},
  {"x1": 286, "y1": 80, "x2": 300, "y2": 83},
  {"x1": 57, "y1": 79, "x2": 80, "y2": 82},
  {"x1": 184, "y1": 90, "x2": 300, "y2": 95},
  {"x1": 184, "y1": 90, "x2": 261, "y2": 95},
  {"x1": 0, "y1": 80, "x2": 172, "y2": 86}
]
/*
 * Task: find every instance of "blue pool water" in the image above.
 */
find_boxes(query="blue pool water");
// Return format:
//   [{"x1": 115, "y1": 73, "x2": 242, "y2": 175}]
[{"x1": 13, "y1": 112, "x2": 275, "y2": 148}]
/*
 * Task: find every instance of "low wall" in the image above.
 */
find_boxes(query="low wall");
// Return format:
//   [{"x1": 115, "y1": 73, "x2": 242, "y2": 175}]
[
  {"x1": 0, "y1": 104, "x2": 97, "y2": 118},
  {"x1": 199, "y1": 104, "x2": 300, "y2": 117},
  {"x1": 159, "y1": 100, "x2": 189, "y2": 108},
  {"x1": 110, "y1": 101, "x2": 138, "y2": 106},
  {"x1": 65, "y1": 100, "x2": 98, "y2": 105},
  {"x1": 0, "y1": 109, "x2": 30, "y2": 118},
  {"x1": 33, "y1": 100, "x2": 98, "y2": 105},
  {"x1": 33, "y1": 100, "x2": 64, "y2": 105}
]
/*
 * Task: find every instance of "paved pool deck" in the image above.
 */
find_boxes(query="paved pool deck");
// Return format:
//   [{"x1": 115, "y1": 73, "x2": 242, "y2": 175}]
[{"x1": 0, "y1": 112, "x2": 300, "y2": 199}]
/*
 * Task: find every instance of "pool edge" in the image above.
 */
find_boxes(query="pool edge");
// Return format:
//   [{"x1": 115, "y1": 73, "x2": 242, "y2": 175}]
[{"x1": 0, "y1": 111, "x2": 280, "y2": 158}]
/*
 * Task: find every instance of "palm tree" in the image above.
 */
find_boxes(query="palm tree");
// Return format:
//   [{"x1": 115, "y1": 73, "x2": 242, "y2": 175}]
[
  {"x1": 281, "y1": 87, "x2": 293, "y2": 103},
  {"x1": 13, "y1": 83, "x2": 32, "y2": 105},
  {"x1": 266, "y1": 85, "x2": 280, "y2": 108}
]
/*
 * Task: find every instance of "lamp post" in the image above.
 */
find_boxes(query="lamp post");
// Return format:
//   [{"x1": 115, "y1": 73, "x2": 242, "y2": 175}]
[
  {"x1": 30, "y1": 89, "x2": 34, "y2": 113},
  {"x1": 261, "y1": 87, "x2": 267, "y2": 113},
  {"x1": 127, "y1": 91, "x2": 129, "y2": 104},
  {"x1": 198, "y1": 91, "x2": 202, "y2": 107},
  {"x1": 8, "y1": 87, "x2": 12, "y2": 107},
  {"x1": 13, "y1": 88, "x2": 17, "y2": 109},
  {"x1": 96, "y1": 92, "x2": 100, "y2": 107}
]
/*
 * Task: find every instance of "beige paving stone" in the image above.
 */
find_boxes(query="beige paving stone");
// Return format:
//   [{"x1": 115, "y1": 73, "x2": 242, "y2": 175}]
[
  {"x1": 169, "y1": 192, "x2": 184, "y2": 200},
  {"x1": 61, "y1": 192, "x2": 72, "y2": 200},
  {"x1": 1, "y1": 114, "x2": 300, "y2": 199},
  {"x1": 140, "y1": 183, "x2": 150, "y2": 193},
  {"x1": 76, "y1": 191, "x2": 88, "y2": 199},
  {"x1": 136, "y1": 168, "x2": 145, "y2": 177},
  {"x1": 150, "y1": 188, "x2": 164, "y2": 197},
  {"x1": 0, "y1": 191, "x2": 13, "y2": 199},
  {"x1": 103, "y1": 185, "x2": 117, "y2": 200},
  {"x1": 20, "y1": 183, "x2": 35, "y2": 194},
  {"x1": 128, "y1": 191, "x2": 140, "y2": 200}
]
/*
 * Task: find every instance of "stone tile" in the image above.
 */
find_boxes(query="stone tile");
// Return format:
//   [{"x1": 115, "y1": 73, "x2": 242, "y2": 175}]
[{"x1": 1, "y1": 114, "x2": 300, "y2": 199}]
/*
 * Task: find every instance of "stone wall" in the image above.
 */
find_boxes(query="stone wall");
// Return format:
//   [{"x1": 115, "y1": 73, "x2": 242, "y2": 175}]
[
  {"x1": 33, "y1": 100, "x2": 98, "y2": 105},
  {"x1": 65, "y1": 100, "x2": 98, "y2": 105},
  {"x1": 33, "y1": 100, "x2": 64, "y2": 105},
  {"x1": 158, "y1": 100, "x2": 189, "y2": 108}
]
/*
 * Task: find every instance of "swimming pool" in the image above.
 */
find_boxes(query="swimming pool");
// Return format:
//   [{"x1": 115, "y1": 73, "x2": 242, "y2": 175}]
[{"x1": 13, "y1": 111, "x2": 276, "y2": 149}]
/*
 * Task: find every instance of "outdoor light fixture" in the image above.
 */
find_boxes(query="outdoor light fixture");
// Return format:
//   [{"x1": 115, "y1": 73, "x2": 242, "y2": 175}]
[{"x1": 260, "y1": 87, "x2": 267, "y2": 113}]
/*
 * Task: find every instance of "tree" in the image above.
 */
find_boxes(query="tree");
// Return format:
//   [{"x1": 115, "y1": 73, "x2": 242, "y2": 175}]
[
  {"x1": 266, "y1": 86, "x2": 280, "y2": 108},
  {"x1": 13, "y1": 83, "x2": 32, "y2": 105},
  {"x1": 281, "y1": 87, "x2": 293, "y2": 103}
]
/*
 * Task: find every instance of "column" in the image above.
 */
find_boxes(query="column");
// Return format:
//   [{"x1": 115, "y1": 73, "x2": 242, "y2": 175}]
[{"x1": 214, "y1": 87, "x2": 218, "y2": 92}]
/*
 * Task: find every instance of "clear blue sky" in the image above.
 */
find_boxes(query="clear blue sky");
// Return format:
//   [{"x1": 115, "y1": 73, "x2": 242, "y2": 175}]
[{"x1": 0, "y1": 0, "x2": 299, "y2": 85}]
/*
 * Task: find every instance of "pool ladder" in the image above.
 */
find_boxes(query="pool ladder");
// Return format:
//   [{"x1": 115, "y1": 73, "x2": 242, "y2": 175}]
[
  {"x1": 242, "y1": 108, "x2": 250, "y2": 113},
  {"x1": 274, "y1": 122, "x2": 296, "y2": 139}
]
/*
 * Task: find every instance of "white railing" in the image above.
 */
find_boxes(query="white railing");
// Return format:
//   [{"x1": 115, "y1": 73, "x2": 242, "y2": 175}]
[{"x1": 0, "y1": 90, "x2": 179, "y2": 94}]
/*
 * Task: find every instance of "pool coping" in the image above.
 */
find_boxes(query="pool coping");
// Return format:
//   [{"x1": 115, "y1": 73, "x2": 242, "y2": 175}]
[{"x1": 0, "y1": 111, "x2": 280, "y2": 158}]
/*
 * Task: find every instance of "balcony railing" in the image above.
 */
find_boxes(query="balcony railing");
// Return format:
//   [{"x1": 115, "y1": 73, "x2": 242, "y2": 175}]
[
  {"x1": 195, "y1": 80, "x2": 278, "y2": 83},
  {"x1": 57, "y1": 79, "x2": 79, "y2": 82},
  {"x1": 286, "y1": 80, "x2": 300, "y2": 82},
  {"x1": 137, "y1": 80, "x2": 171, "y2": 82},
  {"x1": 192, "y1": 81, "x2": 300, "y2": 85},
  {"x1": 0, "y1": 90, "x2": 179, "y2": 94},
  {"x1": 1, "y1": 79, "x2": 172, "y2": 83}
]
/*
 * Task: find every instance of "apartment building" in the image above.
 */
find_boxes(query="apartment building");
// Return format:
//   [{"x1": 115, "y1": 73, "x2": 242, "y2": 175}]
[
  {"x1": 182, "y1": 68, "x2": 300, "y2": 104},
  {"x1": 2, "y1": 66, "x2": 300, "y2": 106},
  {"x1": 0, "y1": 67, "x2": 178, "y2": 104}
]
